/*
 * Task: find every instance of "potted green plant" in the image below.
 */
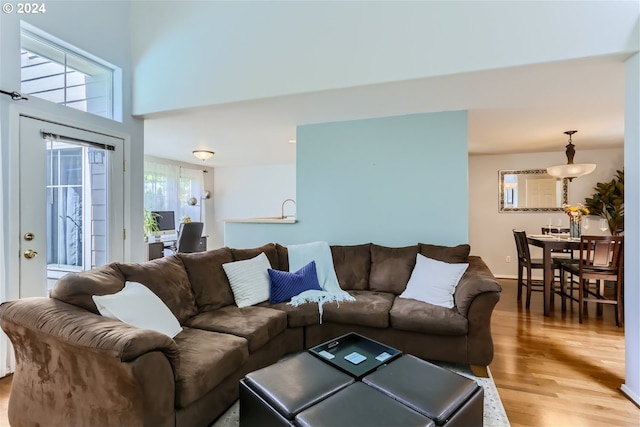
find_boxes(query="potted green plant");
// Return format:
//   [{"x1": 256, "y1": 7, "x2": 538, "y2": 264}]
[
  {"x1": 584, "y1": 169, "x2": 624, "y2": 236},
  {"x1": 143, "y1": 208, "x2": 160, "y2": 241}
]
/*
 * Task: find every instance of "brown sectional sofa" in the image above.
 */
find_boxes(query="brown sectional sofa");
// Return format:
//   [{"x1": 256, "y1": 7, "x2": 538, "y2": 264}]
[{"x1": 0, "y1": 242, "x2": 501, "y2": 427}]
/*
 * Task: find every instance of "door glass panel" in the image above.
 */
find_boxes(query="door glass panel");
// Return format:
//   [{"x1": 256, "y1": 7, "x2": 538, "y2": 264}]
[{"x1": 45, "y1": 138, "x2": 109, "y2": 288}]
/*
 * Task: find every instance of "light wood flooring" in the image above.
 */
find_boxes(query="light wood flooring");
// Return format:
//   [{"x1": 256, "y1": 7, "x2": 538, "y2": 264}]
[
  {"x1": 491, "y1": 279, "x2": 638, "y2": 426},
  {"x1": 0, "y1": 279, "x2": 637, "y2": 426}
]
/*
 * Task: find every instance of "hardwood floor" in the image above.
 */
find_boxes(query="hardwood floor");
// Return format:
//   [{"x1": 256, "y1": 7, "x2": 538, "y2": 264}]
[
  {"x1": 0, "y1": 278, "x2": 636, "y2": 426},
  {"x1": 0, "y1": 375, "x2": 9, "y2": 427},
  {"x1": 492, "y1": 279, "x2": 638, "y2": 426}
]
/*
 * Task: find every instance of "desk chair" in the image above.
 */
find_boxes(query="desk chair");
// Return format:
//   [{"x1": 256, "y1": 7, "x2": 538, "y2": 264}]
[
  {"x1": 168, "y1": 222, "x2": 204, "y2": 254},
  {"x1": 559, "y1": 235, "x2": 624, "y2": 326}
]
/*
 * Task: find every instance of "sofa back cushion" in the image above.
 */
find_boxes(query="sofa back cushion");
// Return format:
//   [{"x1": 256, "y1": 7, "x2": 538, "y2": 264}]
[
  {"x1": 115, "y1": 255, "x2": 198, "y2": 324},
  {"x1": 331, "y1": 244, "x2": 372, "y2": 291},
  {"x1": 419, "y1": 243, "x2": 470, "y2": 263},
  {"x1": 231, "y1": 243, "x2": 279, "y2": 267},
  {"x1": 276, "y1": 244, "x2": 289, "y2": 271},
  {"x1": 50, "y1": 263, "x2": 125, "y2": 314},
  {"x1": 369, "y1": 244, "x2": 418, "y2": 294},
  {"x1": 178, "y1": 247, "x2": 235, "y2": 311}
]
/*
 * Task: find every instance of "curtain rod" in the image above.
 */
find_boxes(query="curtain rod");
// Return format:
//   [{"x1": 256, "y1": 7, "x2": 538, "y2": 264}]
[
  {"x1": 41, "y1": 131, "x2": 115, "y2": 151},
  {"x1": 0, "y1": 89, "x2": 28, "y2": 101}
]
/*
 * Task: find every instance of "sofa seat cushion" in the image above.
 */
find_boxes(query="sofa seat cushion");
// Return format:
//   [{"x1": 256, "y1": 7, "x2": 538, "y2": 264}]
[
  {"x1": 322, "y1": 290, "x2": 395, "y2": 328},
  {"x1": 184, "y1": 306, "x2": 287, "y2": 353},
  {"x1": 173, "y1": 327, "x2": 249, "y2": 409},
  {"x1": 257, "y1": 300, "x2": 320, "y2": 327},
  {"x1": 389, "y1": 297, "x2": 468, "y2": 335}
]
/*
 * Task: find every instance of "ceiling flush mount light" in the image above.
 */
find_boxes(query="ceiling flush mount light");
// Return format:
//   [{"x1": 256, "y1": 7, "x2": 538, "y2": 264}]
[
  {"x1": 192, "y1": 150, "x2": 214, "y2": 161},
  {"x1": 546, "y1": 130, "x2": 596, "y2": 182}
]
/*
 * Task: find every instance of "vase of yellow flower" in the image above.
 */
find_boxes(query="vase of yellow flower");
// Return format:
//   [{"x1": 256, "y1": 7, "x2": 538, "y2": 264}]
[{"x1": 563, "y1": 203, "x2": 589, "y2": 239}]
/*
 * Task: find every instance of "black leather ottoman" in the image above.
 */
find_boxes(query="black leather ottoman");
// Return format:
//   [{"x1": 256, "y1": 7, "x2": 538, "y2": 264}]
[
  {"x1": 295, "y1": 382, "x2": 435, "y2": 427},
  {"x1": 240, "y1": 352, "x2": 354, "y2": 427},
  {"x1": 363, "y1": 355, "x2": 484, "y2": 427}
]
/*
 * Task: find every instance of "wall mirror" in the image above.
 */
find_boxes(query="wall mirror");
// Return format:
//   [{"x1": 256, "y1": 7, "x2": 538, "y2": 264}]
[{"x1": 499, "y1": 169, "x2": 567, "y2": 212}]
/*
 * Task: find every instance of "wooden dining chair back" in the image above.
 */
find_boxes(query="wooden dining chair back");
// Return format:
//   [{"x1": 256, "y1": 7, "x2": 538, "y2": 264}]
[
  {"x1": 562, "y1": 235, "x2": 624, "y2": 326},
  {"x1": 540, "y1": 227, "x2": 574, "y2": 259},
  {"x1": 541, "y1": 227, "x2": 570, "y2": 235},
  {"x1": 513, "y1": 230, "x2": 545, "y2": 308}
]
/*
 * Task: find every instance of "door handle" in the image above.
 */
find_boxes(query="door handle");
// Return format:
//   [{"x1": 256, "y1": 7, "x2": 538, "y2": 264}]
[{"x1": 23, "y1": 249, "x2": 38, "y2": 259}]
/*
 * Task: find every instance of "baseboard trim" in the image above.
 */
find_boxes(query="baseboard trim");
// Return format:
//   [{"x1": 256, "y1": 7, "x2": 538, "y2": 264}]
[{"x1": 620, "y1": 384, "x2": 640, "y2": 408}]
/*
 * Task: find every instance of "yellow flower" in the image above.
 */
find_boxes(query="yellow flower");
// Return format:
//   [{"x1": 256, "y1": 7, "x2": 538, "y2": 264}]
[{"x1": 562, "y1": 203, "x2": 589, "y2": 218}]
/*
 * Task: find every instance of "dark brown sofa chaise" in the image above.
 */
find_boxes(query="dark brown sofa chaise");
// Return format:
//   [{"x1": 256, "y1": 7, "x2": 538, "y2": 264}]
[{"x1": 0, "y1": 242, "x2": 501, "y2": 427}]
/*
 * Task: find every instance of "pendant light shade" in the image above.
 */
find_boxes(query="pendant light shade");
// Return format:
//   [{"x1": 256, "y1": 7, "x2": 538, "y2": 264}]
[{"x1": 546, "y1": 130, "x2": 595, "y2": 181}]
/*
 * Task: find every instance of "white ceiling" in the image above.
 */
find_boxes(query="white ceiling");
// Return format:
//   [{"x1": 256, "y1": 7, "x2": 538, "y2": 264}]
[{"x1": 143, "y1": 55, "x2": 627, "y2": 168}]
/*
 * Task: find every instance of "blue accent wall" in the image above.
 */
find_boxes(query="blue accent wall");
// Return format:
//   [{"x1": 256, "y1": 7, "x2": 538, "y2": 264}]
[{"x1": 225, "y1": 111, "x2": 468, "y2": 248}]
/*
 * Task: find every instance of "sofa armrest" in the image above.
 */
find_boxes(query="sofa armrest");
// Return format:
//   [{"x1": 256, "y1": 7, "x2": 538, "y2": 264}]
[
  {"x1": 0, "y1": 297, "x2": 179, "y2": 427},
  {"x1": 0, "y1": 297, "x2": 179, "y2": 368},
  {"x1": 454, "y1": 256, "x2": 502, "y2": 317}
]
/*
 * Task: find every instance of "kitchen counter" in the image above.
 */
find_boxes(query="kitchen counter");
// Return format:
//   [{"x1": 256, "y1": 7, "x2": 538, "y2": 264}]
[{"x1": 222, "y1": 217, "x2": 296, "y2": 224}]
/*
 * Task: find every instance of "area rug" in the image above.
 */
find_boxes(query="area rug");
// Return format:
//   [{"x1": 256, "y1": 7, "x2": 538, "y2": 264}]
[{"x1": 213, "y1": 362, "x2": 510, "y2": 426}]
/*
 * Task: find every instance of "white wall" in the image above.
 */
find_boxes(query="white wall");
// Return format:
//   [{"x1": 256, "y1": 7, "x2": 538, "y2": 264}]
[
  {"x1": 469, "y1": 147, "x2": 624, "y2": 278},
  {"x1": 212, "y1": 164, "x2": 296, "y2": 249},
  {"x1": 131, "y1": 1, "x2": 639, "y2": 115}
]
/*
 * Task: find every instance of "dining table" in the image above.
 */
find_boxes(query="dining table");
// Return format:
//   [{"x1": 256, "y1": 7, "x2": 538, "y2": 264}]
[{"x1": 527, "y1": 234, "x2": 581, "y2": 316}]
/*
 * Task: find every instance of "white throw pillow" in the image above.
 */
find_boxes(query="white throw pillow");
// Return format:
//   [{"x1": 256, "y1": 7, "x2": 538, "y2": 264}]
[
  {"x1": 92, "y1": 281, "x2": 183, "y2": 338},
  {"x1": 399, "y1": 254, "x2": 469, "y2": 308},
  {"x1": 223, "y1": 252, "x2": 272, "y2": 307}
]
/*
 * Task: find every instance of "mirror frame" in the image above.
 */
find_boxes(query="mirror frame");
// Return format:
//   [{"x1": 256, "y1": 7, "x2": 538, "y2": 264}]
[{"x1": 499, "y1": 169, "x2": 568, "y2": 212}]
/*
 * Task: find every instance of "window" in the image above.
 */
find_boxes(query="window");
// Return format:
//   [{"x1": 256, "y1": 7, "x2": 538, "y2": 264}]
[
  {"x1": 20, "y1": 25, "x2": 117, "y2": 120},
  {"x1": 144, "y1": 160, "x2": 206, "y2": 228},
  {"x1": 45, "y1": 138, "x2": 111, "y2": 275}
]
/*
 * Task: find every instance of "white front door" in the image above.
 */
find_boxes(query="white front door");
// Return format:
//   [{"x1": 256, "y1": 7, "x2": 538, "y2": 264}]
[{"x1": 19, "y1": 116, "x2": 124, "y2": 297}]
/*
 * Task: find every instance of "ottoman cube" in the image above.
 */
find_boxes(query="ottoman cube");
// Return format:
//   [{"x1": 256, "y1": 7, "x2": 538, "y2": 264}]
[
  {"x1": 295, "y1": 382, "x2": 435, "y2": 427},
  {"x1": 363, "y1": 355, "x2": 483, "y2": 427},
  {"x1": 240, "y1": 352, "x2": 354, "y2": 427}
]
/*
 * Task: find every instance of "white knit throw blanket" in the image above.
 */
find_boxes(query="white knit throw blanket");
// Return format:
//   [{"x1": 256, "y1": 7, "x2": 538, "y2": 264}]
[{"x1": 287, "y1": 241, "x2": 355, "y2": 322}]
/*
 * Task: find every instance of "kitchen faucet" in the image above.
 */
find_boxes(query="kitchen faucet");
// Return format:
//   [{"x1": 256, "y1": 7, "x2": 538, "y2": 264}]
[{"x1": 281, "y1": 199, "x2": 296, "y2": 219}]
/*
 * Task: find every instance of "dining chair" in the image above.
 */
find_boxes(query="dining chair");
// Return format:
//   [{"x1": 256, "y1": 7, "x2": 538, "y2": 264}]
[
  {"x1": 559, "y1": 235, "x2": 624, "y2": 326},
  {"x1": 168, "y1": 222, "x2": 204, "y2": 254},
  {"x1": 540, "y1": 227, "x2": 575, "y2": 259},
  {"x1": 513, "y1": 230, "x2": 547, "y2": 309},
  {"x1": 541, "y1": 227, "x2": 570, "y2": 235}
]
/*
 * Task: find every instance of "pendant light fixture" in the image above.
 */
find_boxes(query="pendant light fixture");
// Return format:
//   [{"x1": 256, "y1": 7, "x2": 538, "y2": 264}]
[{"x1": 546, "y1": 130, "x2": 596, "y2": 181}]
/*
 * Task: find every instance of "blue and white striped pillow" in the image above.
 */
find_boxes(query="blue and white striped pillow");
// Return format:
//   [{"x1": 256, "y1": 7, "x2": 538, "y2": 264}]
[{"x1": 268, "y1": 261, "x2": 322, "y2": 304}]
